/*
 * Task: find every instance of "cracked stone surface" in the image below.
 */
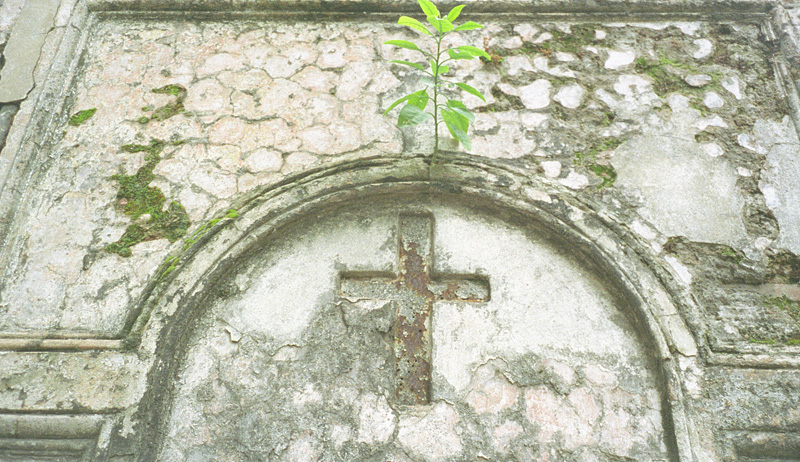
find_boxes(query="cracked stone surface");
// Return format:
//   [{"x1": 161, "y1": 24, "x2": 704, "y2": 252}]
[{"x1": 0, "y1": 0, "x2": 61, "y2": 102}]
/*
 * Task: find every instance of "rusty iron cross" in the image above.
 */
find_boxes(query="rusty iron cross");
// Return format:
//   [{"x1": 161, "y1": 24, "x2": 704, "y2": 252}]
[{"x1": 339, "y1": 213, "x2": 490, "y2": 405}]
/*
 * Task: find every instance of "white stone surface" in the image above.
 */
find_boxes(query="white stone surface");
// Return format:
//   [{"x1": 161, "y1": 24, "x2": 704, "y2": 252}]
[
  {"x1": 553, "y1": 84, "x2": 586, "y2": 109},
  {"x1": 612, "y1": 135, "x2": 748, "y2": 245},
  {"x1": 604, "y1": 50, "x2": 636, "y2": 69},
  {"x1": 758, "y1": 118, "x2": 800, "y2": 253},
  {"x1": 722, "y1": 76, "x2": 744, "y2": 100},
  {"x1": 519, "y1": 80, "x2": 552, "y2": 109},
  {"x1": 685, "y1": 74, "x2": 712, "y2": 87},
  {"x1": 398, "y1": 403, "x2": 462, "y2": 460},
  {"x1": 702, "y1": 142, "x2": 725, "y2": 157},
  {"x1": 541, "y1": 160, "x2": 562, "y2": 178},
  {"x1": 504, "y1": 55, "x2": 534, "y2": 76},
  {"x1": 560, "y1": 171, "x2": 589, "y2": 189},
  {"x1": 703, "y1": 91, "x2": 724, "y2": 109},
  {"x1": 692, "y1": 39, "x2": 713, "y2": 59},
  {"x1": 533, "y1": 56, "x2": 576, "y2": 77}
]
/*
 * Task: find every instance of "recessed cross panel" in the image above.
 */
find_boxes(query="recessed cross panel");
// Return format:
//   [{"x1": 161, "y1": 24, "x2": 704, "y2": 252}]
[{"x1": 339, "y1": 212, "x2": 490, "y2": 405}]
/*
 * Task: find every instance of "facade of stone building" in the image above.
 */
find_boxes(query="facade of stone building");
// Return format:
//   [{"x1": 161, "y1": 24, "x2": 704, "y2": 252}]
[{"x1": 0, "y1": 0, "x2": 798, "y2": 460}]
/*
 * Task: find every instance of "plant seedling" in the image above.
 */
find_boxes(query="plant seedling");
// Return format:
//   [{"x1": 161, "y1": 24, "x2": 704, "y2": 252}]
[{"x1": 383, "y1": 0, "x2": 490, "y2": 162}]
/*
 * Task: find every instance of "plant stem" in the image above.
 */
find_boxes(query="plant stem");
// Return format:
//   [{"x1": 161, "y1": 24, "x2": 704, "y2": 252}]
[{"x1": 432, "y1": 31, "x2": 442, "y2": 163}]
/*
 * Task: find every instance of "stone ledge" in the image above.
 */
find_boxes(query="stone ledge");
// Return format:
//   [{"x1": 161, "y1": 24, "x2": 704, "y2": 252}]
[
  {"x1": 0, "y1": 413, "x2": 105, "y2": 460},
  {"x1": 86, "y1": 0, "x2": 774, "y2": 15}
]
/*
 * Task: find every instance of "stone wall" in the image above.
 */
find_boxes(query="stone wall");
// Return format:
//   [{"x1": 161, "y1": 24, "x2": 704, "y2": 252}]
[{"x1": 0, "y1": 0, "x2": 798, "y2": 460}]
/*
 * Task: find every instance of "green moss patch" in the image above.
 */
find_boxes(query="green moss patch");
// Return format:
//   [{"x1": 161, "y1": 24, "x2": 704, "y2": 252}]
[
  {"x1": 138, "y1": 84, "x2": 187, "y2": 125},
  {"x1": 182, "y1": 208, "x2": 239, "y2": 252},
  {"x1": 156, "y1": 208, "x2": 240, "y2": 281},
  {"x1": 748, "y1": 337, "x2": 776, "y2": 345},
  {"x1": 634, "y1": 54, "x2": 724, "y2": 108},
  {"x1": 68, "y1": 108, "x2": 97, "y2": 126},
  {"x1": 527, "y1": 25, "x2": 601, "y2": 56},
  {"x1": 105, "y1": 139, "x2": 190, "y2": 257},
  {"x1": 634, "y1": 56, "x2": 688, "y2": 97}
]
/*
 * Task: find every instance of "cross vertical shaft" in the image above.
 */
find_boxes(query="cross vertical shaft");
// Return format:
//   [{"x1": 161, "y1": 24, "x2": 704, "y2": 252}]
[
  {"x1": 394, "y1": 214, "x2": 435, "y2": 405},
  {"x1": 339, "y1": 212, "x2": 490, "y2": 405}
]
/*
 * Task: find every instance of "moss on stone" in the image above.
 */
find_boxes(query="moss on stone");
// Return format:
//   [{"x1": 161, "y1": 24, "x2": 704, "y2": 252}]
[
  {"x1": 635, "y1": 56, "x2": 687, "y2": 97},
  {"x1": 509, "y1": 24, "x2": 601, "y2": 58},
  {"x1": 634, "y1": 54, "x2": 724, "y2": 103},
  {"x1": 573, "y1": 137, "x2": 624, "y2": 189},
  {"x1": 694, "y1": 131, "x2": 715, "y2": 143},
  {"x1": 181, "y1": 209, "x2": 239, "y2": 251},
  {"x1": 68, "y1": 108, "x2": 97, "y2": 126},
  {"x1": 586, "y1": 163, "x2": 617, "y2": 189},
  {"x1": 137, "y1": 84, "x2": 187, "y2": 125},
  {"x1": 748, "y1": 337, "x2": 776, "y2": 345},
  {"x1": 715, "y1": 246, "x2": 745, "y2": 264},
  {"x1": 765, "y1": 295, "x2": 800, "y2": 323},
  {"x1": 154, "y1": 208, "x2": 240, "y2": 281},
  {"x1": 105, "y1": 139, "x2": 190, "y2": 257}
]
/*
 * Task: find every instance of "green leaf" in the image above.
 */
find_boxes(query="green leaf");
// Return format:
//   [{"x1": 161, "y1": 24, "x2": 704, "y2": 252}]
[
  {"x1": 384, "y1": 40, "x2": 422, "y2": 52},
  {"x1": 398, "y1": 16, "x2": 432, "y2": 36},
  {"x1": 429, "y1": 59, "x2": 438, "y2": 75},
  {"x1": 441, "y1": 109, "x2": 471, "y2": 150},
  {"x1": 389, "y1": 60, "x2": 425, "y2": 71},
  {"x1": 441, "y1": 108, "x2": 469, "y2": 131},
  {"x1": 447, "y1": 100, "x2": 475, "y2": 121},
  {"x1": 448, "y1": 48, "x2": 474, "y2": 60},
  {"x1": 417, "y1": 0, "x2": 440, "y2": 18},
  {"x1": 454, "y1": 21, "x2": 484, "y2": 31},
  {"x1": 427, "y1": 16, "x2": 454, "y2": 34},
  {"x1": 384, "y1": 90, "x2": 426, "y2": 115},
  {"x1": 446, "y1": 5, "x2": 465, "y2": 22},
  {"x1": 437, "y1": 64, "x2": 450, "y2": 75},
  {"x1": 455, "y1": 82, "x2": 486, "y2": 101},
  {"x1": 408, "y1": 90, "x2": 429, "y2": 110},
  {"x1": 398, "y1": 104, "x2": 433, "y2": 127},
  {"x1": 457, "y1": 45, "x2": 491, "y2": 60},
  {"x1": 419, "y1": 76, "x2": 435, "y2": 87}
]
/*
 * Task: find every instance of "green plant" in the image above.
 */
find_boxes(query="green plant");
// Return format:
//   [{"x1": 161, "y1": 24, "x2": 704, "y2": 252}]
[{"x1": 383, "y1": 0, "x2": 490, "y2": 162}]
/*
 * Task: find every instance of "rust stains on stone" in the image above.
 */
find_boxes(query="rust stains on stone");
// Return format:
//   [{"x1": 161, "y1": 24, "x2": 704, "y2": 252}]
[
  {"x1": 338, "y1": 212, "x2": 490, "y2": 406},
  {"x1": 395, "y1": 235, "x2": 435, "y2": 405}
]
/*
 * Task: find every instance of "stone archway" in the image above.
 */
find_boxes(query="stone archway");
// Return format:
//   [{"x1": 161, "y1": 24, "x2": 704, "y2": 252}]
[{"x1": 131, "y1": 155, "x2": 697, "y2": 461}]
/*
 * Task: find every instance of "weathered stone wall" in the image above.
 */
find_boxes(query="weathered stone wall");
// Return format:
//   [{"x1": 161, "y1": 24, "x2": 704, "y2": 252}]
[{"x1": 0, "y1": 0, "x2": 798, "y2": 460}]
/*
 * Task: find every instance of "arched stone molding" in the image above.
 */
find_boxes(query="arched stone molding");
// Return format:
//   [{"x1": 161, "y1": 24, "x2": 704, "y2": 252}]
[{"x1": 127, "y1": 153, "x2": 704, "y2": 461}]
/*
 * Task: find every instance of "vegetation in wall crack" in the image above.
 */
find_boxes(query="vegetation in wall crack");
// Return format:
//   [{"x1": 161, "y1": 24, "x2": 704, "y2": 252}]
[
  {"x1": 383, "y1": 0, "x2": 490, "y2": 162},
  {"x1": 105, "y1": 139, "x2": 190, "y2": 257}
]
